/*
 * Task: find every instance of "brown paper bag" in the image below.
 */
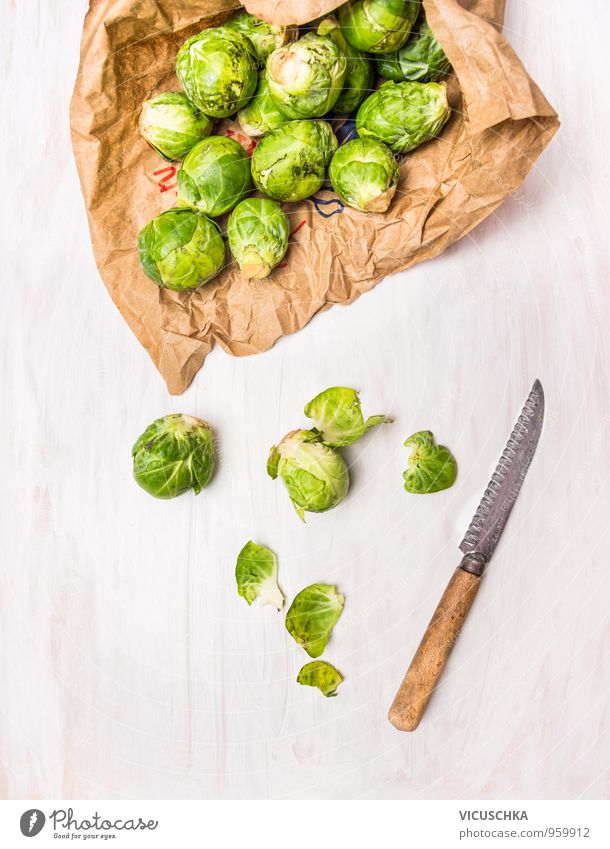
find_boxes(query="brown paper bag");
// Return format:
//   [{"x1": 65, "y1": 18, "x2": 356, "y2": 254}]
[{"x1": 70, "y1": 0, "x2": 558, "y2": 394}]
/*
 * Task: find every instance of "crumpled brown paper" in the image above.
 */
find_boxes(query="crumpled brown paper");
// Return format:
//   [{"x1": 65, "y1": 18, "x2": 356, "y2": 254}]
[{"x1": 70, "y1": 0, "x2": 558, "y2": 394}]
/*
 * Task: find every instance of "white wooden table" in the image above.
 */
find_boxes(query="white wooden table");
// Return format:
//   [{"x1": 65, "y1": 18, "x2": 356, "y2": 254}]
[{"x1": 2, "y1": 1, "x2": 609, "y2": 800}]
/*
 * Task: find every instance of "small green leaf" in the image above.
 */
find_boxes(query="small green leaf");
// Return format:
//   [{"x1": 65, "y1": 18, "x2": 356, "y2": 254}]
[
  {"x1": 402, "y1": 430, "x2": 457, "y2": 494},
  {"x1": 297, "y1": 661, "x2": 343, "y2": 697},
  {"x1": 285, "y1": 583, "x2": 344, "y2": 657},
  {"x1": 235, "y1": 541, "x2": 284, "y2": 610}
]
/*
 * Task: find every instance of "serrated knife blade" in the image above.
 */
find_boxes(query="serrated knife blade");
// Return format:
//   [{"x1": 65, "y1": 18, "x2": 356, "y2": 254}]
[{"x1": 388, "y1": 380, "x2": 545, "y2": 732}]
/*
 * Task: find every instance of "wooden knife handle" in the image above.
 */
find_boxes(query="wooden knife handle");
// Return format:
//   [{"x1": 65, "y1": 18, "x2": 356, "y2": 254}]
[{"x1": 388, "y1": 554, "x2": 486, "y2": 732}]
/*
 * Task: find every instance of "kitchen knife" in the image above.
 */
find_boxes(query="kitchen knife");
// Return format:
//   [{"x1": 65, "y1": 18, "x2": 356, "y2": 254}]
[{"x1": 388, "y1": 379, "x2": 545, "y2": 731}]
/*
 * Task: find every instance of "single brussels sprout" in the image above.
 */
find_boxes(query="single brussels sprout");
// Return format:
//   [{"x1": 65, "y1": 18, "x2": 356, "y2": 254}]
[
  {"x1": 329, "y1": 139, "x2": 400, "y2": 213},
  {"x1": 176, "y1": 27, "x2": 257, "y2": 118},
  {"x1": 377, "y1": 17, "x2": 451, "y2": 82},
  {"x1": 137, "y1": 208, "x2": 225, "y2": 291},
  {"x1": 227, "y1": 198, "x2": 289, "y2": 280},
  {"x1": 237, "y1": 73, "x2": 288, "y2": 137},
  {"x1": 286, "y1": 584, "x2": 344, "y2": 658},
  {"x1": 132, "y1": 414, "x2": 215, "y2": 499},
  {"x1": 266, "y1": 33, "x2": 347, "y2": 120},
  {"x1": 402, "y1": 430, "x2": 457, "y2": 494},
  {"x1": 304, "y1": 386, "x2": 393, "y2": 446},
  {"x1": 338, "y1": 0, "x2": 420, "y2": 54},
  {"x1": 267, "y1": 430, "x2": 349, "y2": 520},
  {"x1": 317, "y1": 16, "x2": 374, "y2": 114},
  {"x1": 177, "y1": 135, "x2": 253, "y2": 217},
  {"x1": 225, "y1": 9, "x2": 298, "y2": 64},
  {"x1": 297, "y1": 661, "x2": 344, "y2": 696},
  {"x1": 235, "y1": 541, "x2": 284, "y2": 610},
  {"x1": 356, "y1": 80, "x2": 450, "y2": 153},
  {"x1": 138, "y1": 92, "x2": 213, "y2": 161},
  {"x1": 251, "y1": 120, "x2": 338, "y2": 202}
]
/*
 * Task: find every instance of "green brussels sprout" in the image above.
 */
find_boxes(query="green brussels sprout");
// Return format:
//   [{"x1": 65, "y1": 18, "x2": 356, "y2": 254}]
[
  {"x1": 304, "y1": 386, "x2": 393, "y2": 446},
  {"x1": 317, "y1": 16, "x2": 374, "y2": 114},
  {"x1": 267, "y1": 430, "x2": 349, "y2": 520},
  {"x1": 297, "y1": 661, "x2": 343, "y2": 696},
  {"x1": 285, "y1": 584, "x2": 344, "y2": 657},
  {"x1": 237, "y1": 73, "x2": 288, "y2": 137},
  {"x1": 266, "y1": 33, "x2": 347, "y2": 119},
  {"x1": 235, "y1": 541, "x2": 284, "y2": 610},
  {"x1": 251, "y1": 120, "x2": 338, "y2": 202},
  {"x1": 227, "y1": 198, "x2": 289, "y2": 280},
  {"x1": 377, "y1": 17, "x2": 451, "y2": 82},
  {"x1": 356, "y1": 80, "x2": 450, "y2": 153},
  {"x1": 177, "y1": 135, "x2": 253, "y2": 217},
  {"x1": 402, "y1": 430, "x2": 457, "y2": 494},
  {"x1": 138, "y1": 92, "x2": 214, "y2": 161},
  {"x1": 338, "y1": 0, "x2": 420, "y2": 54},
  {"x1": 329, "y1": 139, "x2": 400, "y2": 213},
  {"x1": 137, "y1": 208, "x2": 225, "y2": 291},
  {"x1": 132, "y1": 414, "x2": 215, "y2": 499},
  {"x1": 176, "y1": 26, "x2": 257, "y2": 118},
  {"x1": 225, "y1": 9, "x2": 298, "y2": 64}
]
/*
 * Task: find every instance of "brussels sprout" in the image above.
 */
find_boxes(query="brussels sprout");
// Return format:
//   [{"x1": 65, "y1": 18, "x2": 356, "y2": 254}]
[
  {"x1": 338, "y1": 0, "x2": 420, "y2": 54},
  {"x1": 176, "y1": 27, "x2": 257, "y2": 118},
  {"x1": 304, "y1": 386, "x2": 393, "y2": 446},
  {"x1": 137, "y1": 208, "x2": 225, "y2": 291},
  {"x1": 285, "y1": 584, "x2": 344, "y2": 657},
  {"x1": 251, "y1": 120, "x2": 338, "y2": 202},
  {"x1": 225, "y1": 9, "x2": 298, "y2": 64},
  {"x1": 297, "y1": 661, "x2": 343, "y2": 696},
  {"x1": 402, "y1": 430, "x2": 457, "y2": 494},
  {"x1": 235, "y1": 541, "x2": 284, "y2": 610},
  {"x1": 237, "y1": 73, "x2": 288, "y2": 137},
  {"x1": 177, "y1": 135, "x2": 253, "y2": 217},
  {"x1": 266, "y1": 33, "x2": 347, "y2": 120},
  {"x1": 267, "y1": 430, "x2": 349, "y2": 520},
  {"x1": 132, "y1": 414, "x2": 215, "y2": 499},
  {"x1": 227, "y1": 198, "x2": 289, "y2": 280},
  {"x1": 317, "y1": 16, "x2": 374, "y2": 114},
  {"x1": 377, "y1": 17, "x2": 451, "y2": 82},
  {"x1": 356, "y1": 80, "x2": 450, "y2": 153},
  {"x1": 139, "y1": 92, "x2": 213, "y2": 161},
  {"x1": 329, "y1": 139, "x2": 400, "y2": 213}
]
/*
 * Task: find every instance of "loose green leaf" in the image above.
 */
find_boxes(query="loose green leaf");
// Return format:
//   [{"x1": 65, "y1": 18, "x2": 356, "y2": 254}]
[
  {"x1": 304, "y1": 387, "x2": 393, "y2": 446},
  {"x1": 297, "y1": 661, "x2": 343, "y2": 696},
  {"x1": 402, "y1": 430, "x2": 457, "y2": 494},
  {"x1": 235, "y1": 541, "x2": 284, "y2": 610},
  {"x1": 286, "y1": 583, "x2": 344, "y2": 657}
]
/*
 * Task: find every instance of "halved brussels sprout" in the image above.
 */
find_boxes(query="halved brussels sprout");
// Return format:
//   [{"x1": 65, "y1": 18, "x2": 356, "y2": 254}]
[
  {"x1": 267, "y1": 429, "x2": 349, "y2": 520},
  {"x1": 177, "y1": 135, "x2": 253, "y2": 217},
  {"x1": 402, "y1": 430, "x2": 457, "y2": 493},
  {"x1": 285, "y1": 584, "x2": 344, "y2": 657},
  {"x1": 317, "y1": 16, "x2": 374, "y2": 114},
  {"x1": 304, "y1": 386, "x2": 393, "y2": 446},
  {"x1": 176, "y1": 27, "x2": 257, "y2": 118},
  {"x1": 225, "y1": 9, "x2": 298, "y2": 64},
  {"x1": 329, "y1": 139, "x2": 400, "y2": 213},
  {"x1": 137, "y1": 208, "x2": 225, "y2": 291},
  {"x1": 297, "y1": 661, "x2": 344, "y2": 696},
  {"x1": 237, "y1": 73, "x2": 288, "y2": 138},
  {"x1": 377, "y1": 17, "x2": 451, "y2": 82},
  {"x1": 356, "y1": 80, "x2": 450, "y2": 153},
  {"x1": 139, "y1": 92, "x2": 213, "y2": 161},
  {"x1": 227, "y1": 198, "x2": 289, "y2": 280},
  {"x1": 132, "y1": 414, "x2": 215, "y2": 499},
  {"x1": 266, "y1": 33, "x2": 347, "y2": 119},
  {"x1": 251, "y1": 120, "x2": 338, "y2": 202},
  {"x1": 235, "y1": 541, "x2": 284, "y2": 610},
  {"x1": 338, "y1": 0, "x2": 421, "y2": 54}
]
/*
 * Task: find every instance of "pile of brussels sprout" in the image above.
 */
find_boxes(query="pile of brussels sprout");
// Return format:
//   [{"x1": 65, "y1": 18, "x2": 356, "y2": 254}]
[{"x1": 137, "y1": 1, "x2": 452, "y2": 292}]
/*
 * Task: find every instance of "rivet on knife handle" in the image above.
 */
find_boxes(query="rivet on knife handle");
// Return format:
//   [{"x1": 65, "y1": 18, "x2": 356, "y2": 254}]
[{"x1": 388, "y1": 553, "x2": 486, "y2": 732}]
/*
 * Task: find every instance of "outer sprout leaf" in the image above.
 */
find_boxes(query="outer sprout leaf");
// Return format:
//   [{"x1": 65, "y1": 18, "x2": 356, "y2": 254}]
[
  {"x1": 304, "y1": 387, "x2": 393, "y2": 447},
  {"x1": 402, "y1": 430, "x2": 458, "y2": 494},
  {"x1": 235, "y1": 541, "x2": 284, "y2": 610},
  {"x1": 285, "y1": 583, "x2": 344, "y2": 657},
  {"x1": 297, "y1": 661, "x2": 343, "y2": 696}
]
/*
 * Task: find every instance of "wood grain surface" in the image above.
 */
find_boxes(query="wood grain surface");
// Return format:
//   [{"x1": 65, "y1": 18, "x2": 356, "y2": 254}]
[{"x1": 1, "y1": 1, "x2": 609, "y2": 799}]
